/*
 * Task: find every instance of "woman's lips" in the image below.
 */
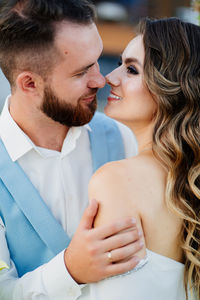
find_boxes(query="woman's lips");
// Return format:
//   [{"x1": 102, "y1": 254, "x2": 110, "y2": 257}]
[{"x1": 107, "y1": 92, "x2": 122, "y2": 102}]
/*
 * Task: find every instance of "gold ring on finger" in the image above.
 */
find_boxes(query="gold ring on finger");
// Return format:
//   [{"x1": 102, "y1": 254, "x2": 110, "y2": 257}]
[{"x1": 107, "y1": 251, "x2": 113, "y2": 263}]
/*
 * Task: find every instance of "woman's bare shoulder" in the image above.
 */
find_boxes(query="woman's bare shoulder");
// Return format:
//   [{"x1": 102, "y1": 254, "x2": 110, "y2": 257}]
[
  {"x1": 89, "y1": 155, "x2": 166, "y2": 217},
  {"x1": 88, "y1": 159, "x2": 131, "y2": 198},
  {"x1": 89, "y1": 154, "x2": 165, "y2": 193},
  {"x1": 88, "y1": 160, "x2": 133, "y2": 223}
]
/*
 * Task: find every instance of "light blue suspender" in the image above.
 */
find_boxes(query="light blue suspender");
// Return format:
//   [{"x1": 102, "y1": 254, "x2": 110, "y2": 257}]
[
  {"x1": 0, "y1": 138, "x2": 70, "y2": 276},
  {"x1": 88, "y1": 112, "x2": 125, "y2": 172}
]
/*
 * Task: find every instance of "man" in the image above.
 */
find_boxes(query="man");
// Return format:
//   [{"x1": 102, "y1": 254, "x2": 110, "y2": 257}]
[{"x1": 0, "y1": 0, "x2": 142, "y2": 299}]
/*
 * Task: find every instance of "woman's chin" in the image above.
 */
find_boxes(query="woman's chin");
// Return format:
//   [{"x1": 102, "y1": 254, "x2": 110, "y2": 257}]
[
  {"x1": 104, "y1": 104, "x2": 135, "y2": 130},
  {"x1": 104, "y1": 104, "x2": 118, "y2": 120},
  {"x1": 104, "y1": 105, "x2": 125, "y2": 125}
]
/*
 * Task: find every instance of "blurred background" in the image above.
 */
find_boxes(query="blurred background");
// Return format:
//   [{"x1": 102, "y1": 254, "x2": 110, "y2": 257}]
[{"x1": 0, "y1": 0, "x2": 199, "y2": 111}]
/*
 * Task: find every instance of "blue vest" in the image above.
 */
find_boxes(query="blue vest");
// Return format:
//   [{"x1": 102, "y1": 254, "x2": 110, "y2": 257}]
[{"x1": 0, "y1": 112, "x2": 125, "y2": 277}]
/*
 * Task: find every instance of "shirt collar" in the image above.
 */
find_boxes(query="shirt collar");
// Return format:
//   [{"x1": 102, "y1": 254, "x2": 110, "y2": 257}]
[
  {"x1": 0, "y1": 96, "x2": 34, "y2": 161},
  {"x1": 0, "y1": 96, "x2": 91, "y2": 161}
]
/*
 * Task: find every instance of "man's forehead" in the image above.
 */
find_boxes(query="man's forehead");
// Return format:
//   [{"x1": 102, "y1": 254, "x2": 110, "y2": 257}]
[
  {"x1": 54, "y1": 21, "x2": 103, "y2": 72},
  {"x1": 54, "y1": 21, "x2": 102, "y2": 52}
]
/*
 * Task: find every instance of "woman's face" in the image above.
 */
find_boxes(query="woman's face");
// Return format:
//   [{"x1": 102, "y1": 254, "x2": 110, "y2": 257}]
[{"x1": 105, "y1": 35, "x2": 157, "y2": 131}]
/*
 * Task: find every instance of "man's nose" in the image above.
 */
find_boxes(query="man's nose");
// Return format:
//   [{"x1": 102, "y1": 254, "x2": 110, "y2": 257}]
[{"x1": 88, "y1": 64, "x2": 106, "y2": 89}]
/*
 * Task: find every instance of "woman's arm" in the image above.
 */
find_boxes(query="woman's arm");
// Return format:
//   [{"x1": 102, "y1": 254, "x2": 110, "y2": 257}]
[{"x1": 88, "y1": 161, "x2": 146, "y2": 261}]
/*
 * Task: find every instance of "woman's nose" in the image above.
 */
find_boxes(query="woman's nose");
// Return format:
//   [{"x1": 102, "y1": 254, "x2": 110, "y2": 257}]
[{"x1": 106, "y1": 69, "x2": 120, "y2": 87}]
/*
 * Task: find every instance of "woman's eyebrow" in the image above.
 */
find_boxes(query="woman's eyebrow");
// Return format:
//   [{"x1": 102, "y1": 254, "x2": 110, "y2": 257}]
[{"x1": 120, "y1": 55, "x2": 142, "y2": 67}]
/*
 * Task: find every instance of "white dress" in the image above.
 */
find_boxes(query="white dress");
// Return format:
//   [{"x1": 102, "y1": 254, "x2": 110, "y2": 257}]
[{"x1": 79, "y1": 249, "x2": 191, "y2": 300}]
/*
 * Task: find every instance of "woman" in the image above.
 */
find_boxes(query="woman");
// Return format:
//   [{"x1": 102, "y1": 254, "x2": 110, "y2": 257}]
[{"x1": 81, "y1": 18, "x2": 200, "y2": 300}]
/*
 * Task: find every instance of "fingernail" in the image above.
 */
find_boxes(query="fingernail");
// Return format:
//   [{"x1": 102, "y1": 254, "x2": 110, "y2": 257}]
[
  {"x1": 134, "y1": 256, "x2": 140, "y2": 264},
  {"x1": 139, "y1": 240, "x2": 144, "y2": 247},
  {"x1": 131, "y1": 218, "x2": 136, "y2": 224},
  {"x1": 90, "y1": 199, "x2": 97, "y2": 205},
  {"x1": 138, "y1": 231, "x2": 143, "y2": 237}
]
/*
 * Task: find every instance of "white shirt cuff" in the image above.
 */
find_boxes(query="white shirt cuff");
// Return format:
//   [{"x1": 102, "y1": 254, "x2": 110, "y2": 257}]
[{"x1": 42, "y1": 250, "x2": 84, "y2": 300}]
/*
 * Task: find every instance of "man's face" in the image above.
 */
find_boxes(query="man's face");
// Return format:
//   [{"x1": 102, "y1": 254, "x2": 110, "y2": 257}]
[{"x1": 40, "y1": 21, "x2": 105, "y2": 127}]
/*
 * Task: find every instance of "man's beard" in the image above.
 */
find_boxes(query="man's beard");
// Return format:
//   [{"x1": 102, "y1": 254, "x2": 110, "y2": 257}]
[{"x1": 40, "y1": 85, "x2": 97, "y2": 127}]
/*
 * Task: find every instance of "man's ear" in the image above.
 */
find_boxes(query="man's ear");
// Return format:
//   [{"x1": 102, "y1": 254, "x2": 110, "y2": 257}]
[{"x1": 16, "y1": 72, "x2": 43, "y2": 95}]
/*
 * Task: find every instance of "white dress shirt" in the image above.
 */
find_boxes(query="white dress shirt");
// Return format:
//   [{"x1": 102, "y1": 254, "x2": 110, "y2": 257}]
[{"x1": 0, "y1": 97, "x2": 137, "y2": 300}]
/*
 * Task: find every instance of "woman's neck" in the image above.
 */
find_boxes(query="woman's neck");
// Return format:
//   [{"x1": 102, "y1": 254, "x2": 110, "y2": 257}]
[{"x1": 130, "y1": 123, "x2": 154, "y2": 154}]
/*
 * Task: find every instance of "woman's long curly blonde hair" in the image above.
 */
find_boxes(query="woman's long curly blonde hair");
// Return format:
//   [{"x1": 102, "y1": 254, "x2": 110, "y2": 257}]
[{"x1": 139, "y1": 17, "x2": 200, "y2": 299}]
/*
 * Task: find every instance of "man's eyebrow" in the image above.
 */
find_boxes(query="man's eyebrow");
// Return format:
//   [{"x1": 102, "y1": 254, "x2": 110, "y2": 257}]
[
  {"x1": 73, "y1": 50, "x2": 104, "y2": 74},
  {"x1": 73, "y1": 62, "x2": 95, "y2": 74},
  {"x1": 120, "y1": 55, "x2": 142, "y2": 67}
]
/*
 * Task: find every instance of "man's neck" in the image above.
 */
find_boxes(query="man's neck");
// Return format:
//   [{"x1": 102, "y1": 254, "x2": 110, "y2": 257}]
[{"x1": 9, "y1": 95, "x2": 69, "y2": 152}]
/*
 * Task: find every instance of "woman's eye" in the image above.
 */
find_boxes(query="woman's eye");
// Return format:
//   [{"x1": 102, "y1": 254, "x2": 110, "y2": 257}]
[{"x1": 127, "y1": 65, "x2": 139, "y2": 75}]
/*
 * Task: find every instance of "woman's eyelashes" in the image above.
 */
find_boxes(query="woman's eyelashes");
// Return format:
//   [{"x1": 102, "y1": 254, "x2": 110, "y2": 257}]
[
  {"x1": 117, "y1": 60, "x2": 139, "y2": 75},
  {"x1": 118, "y1": 60, "x2": 122, "y2": 67},
  {"x1": 127, "y1": 65, "x2": 139, "y2": 75}
]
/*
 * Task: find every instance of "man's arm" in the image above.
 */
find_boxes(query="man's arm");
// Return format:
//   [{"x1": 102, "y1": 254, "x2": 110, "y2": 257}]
[
  {"x1": 0, "y1": 202, "x2": 142, "y2": 299},
  {"x1": 0, "y1": 215, "x2": 84, "y2": 300}
]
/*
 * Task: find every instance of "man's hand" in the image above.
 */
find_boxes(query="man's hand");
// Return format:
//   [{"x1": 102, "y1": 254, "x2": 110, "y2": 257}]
[{"x1": 64, "y1": 199, "x2": 143, "y2": 283}]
